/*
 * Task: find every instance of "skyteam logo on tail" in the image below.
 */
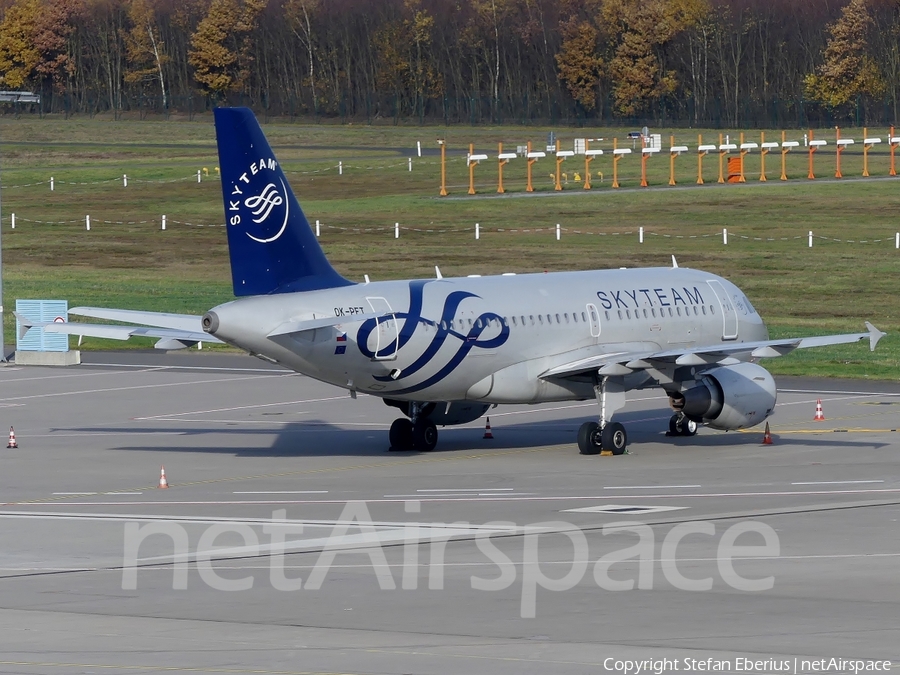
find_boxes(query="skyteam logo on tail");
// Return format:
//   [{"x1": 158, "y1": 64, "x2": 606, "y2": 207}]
[{"x1": 227, "y1": 158, "x2": 290, "y2": 243}]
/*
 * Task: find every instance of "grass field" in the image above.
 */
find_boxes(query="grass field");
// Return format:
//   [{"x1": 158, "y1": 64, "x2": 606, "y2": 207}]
[{"x1": 0, "y1": 113, "x2": 897, "y2": 379}]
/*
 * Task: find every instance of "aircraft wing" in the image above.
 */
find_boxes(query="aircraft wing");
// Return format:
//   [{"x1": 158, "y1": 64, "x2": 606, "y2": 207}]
[
  {"x1": 15, "y1": 312, "x2": 222, "y2": 350},
  {"x1": 541, "y1": 322, "x2": 885, "y2": 380}
]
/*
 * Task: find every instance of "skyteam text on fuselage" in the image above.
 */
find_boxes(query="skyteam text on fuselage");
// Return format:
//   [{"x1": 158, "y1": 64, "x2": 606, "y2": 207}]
[{"x1": 20, "y1": 108, "x2": 884, "y2": 455}]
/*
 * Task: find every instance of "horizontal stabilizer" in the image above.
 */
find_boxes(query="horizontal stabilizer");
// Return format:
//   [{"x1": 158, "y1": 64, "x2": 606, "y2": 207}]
[
  {"x1": 69, "y1": 307, "x2": 204, "y2": 332},
  {"x1": 15, "y1": 312, "x2": 221, "y2": 346}
]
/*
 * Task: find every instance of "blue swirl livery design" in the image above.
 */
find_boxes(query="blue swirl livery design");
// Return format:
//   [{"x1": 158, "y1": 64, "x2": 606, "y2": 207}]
[
  {"x1": 356, "y1": 281, "x2": 510, "y2": 395},
  {"x1": 214, "y1": 107, "x2": 352, "y2": 296}
]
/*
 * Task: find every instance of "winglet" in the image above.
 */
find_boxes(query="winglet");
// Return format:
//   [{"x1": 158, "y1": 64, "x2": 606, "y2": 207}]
[
  {"x1": 671, "y1": 255, "x2": 679, "y2": 268},
  {"x1": 865, "y1": 321, "x2": 886, "y2": 351},
  {"x1": 435, "y1": 266, "x2": 443, "y2": 280}
]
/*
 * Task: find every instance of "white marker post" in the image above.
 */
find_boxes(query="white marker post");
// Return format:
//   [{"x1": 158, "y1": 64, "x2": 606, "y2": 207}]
[
  {"x1": 639, "y1": 226, "x2": 644, "y2": 243},
  {"x1": 808, "y1": 231, "x2": 813, "y2": 248},
  {"x1": 197, "y1": 170, "x2": 201, "y2": 183},
  {"x1": 315, "y1": 219, "x2": 320, "y2": 237},
  {"x1": 417, "y1": 141, "x2": 422, "y2": 157},
  {"x1": 896, "y1": 233, "x2": 898, "y2": 249},
  {"x1": 556, "y1": 223, "x2": 561, "y2": 241},
  {"x1": 475, "y1": 223, "x2": 480, "y2": 240},
  {"x1": 50, "y1": 177, "x2": 54, "y2": 191},
  {"x1": 10, "y1": 213, "x2": 14, "y2": 230},
  {"x1": 408, "y1": 158, "x2": 412, "y2": 172},
  {"x1": 123, "y1": 174, "x2": 128, "y2": 187},
  {"x1": 395, "y1": 222, "x2": 399, "y2": 239},
  {"x1": 86, "y1": 215, "x2": 91, "y2": 231},
  {"x1": 339, "y1": 161, "x2": 343, "y2": 176},
  {"x1": 161, "y1": 215, "x2": 166, "y2": 231},
  {"x1": 723, "y1": 228, "x2": 728, "y2": 245}
]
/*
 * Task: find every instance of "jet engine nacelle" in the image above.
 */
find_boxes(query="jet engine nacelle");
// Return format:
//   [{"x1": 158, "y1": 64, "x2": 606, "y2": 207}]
[
  {"x1": 384, "y1": 399, "x2": 490, "y2": 426},
  {"x1": 672, "y1": 362, "x2": 776, "y2": 430}
]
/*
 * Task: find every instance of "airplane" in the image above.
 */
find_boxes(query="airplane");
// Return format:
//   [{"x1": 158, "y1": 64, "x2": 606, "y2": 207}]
[{"x1": 17, "y1": 107, "x2": 885, "y2": 455}]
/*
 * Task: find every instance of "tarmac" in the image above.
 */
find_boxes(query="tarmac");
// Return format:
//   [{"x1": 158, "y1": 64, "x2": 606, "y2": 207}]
[{"x1": 1, "y1": 350, "x2": 899, "y2": 674}]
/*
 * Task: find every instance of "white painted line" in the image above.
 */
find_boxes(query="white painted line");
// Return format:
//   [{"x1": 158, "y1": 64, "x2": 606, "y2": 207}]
[
  {"x1": 780, "y1": 388, "x2": 900, "y2": 398},
  {"x1": 0, "y1": 373, "x2": 290, "y2": 403},
  {"x1": 134, "y1": 395, "x2": 347, "y2": 421},
  {"x1": 233, "y1": 491, "x2": 328, "y2": 494},
  {"x1": 105, "y1": 492, "x2": 143, "y2": 495},
  {"x1": 52, "y1": 492, "x2": 97, "y2": 495},
  {"x1": 604, "y1": 485, "x2": 701, "y2": 490},
  {"x1": 563, "y1": 504, "x2": 689, "y2": 514},
  {"x1": 14, "y1": 487, "x2": 900, "y2": 507},
  {"x1": 385, "y1": 493, "x2": 535, "y2": 498},
  {"x1": 791, "y1": 480, "x2": 884, "y2": 485},
  {"x1": 416, "y1": 488, "x2": 515, "y2": 492},
  {"x1": 87, "y1": 362, "x2": 286, "y2": 373}
]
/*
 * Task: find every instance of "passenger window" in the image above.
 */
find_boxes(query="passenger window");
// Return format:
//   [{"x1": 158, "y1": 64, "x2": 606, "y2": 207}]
[
  {"x1": 468, "y1": 318, "x2": 473, "y2": 326},
  {"x1": 547, "y1": 314, "x2": 552, "y2": 324},
  {"x1": 556, "y1": 313, "x2": 561, "y2": 323},
  {"x1": 668, "y1": 307, "x2": 673, "y2": 317},
  {"x1": 626, "y1": 310, "x2": 631, "y2": 319},
  {"x1": 573, "y1": 313, "x2": 578, "y2": 323},
  {"x1": 476, "y1": 319, "x2": 482, "y2": 328},
  {"x1": 511, "y1": 316, "x2": 517, "y2": 326},
  {"x1": 702, "y1": 306, "x2": 707, "y2": 315},
  {"x1": 710, "y1": 305, "x2": 715, "y2": 315},
  {"x1": 618, "y1": 310, "x2": 623, "y2": 319},
  {"x1": 605, "y1": 311, "x2": 610, "y2": 321},
  {"x1": 564, "y1": 313, "x2": 570, "y2": 323},
  {"x1": 582, "y1": 312, "x2": 587, "y2": 322},
  {"x1": 651, "y1": 308, "x2": 657, "y2": 318},
  {"x1": 529, "y1": 315, "x2": 534, "y2": 325},
  {"x1": 538, "y1": 315, "x2": 544, "y2": 325},
  {"x1": 643, "y1": 309, "x2": 648, "y2": 318},
  {"x1": 693, "y1": 306, "x2": 699, "y2": 315},
  {"x1": 676, "y1": 307, "x2": 682, "y2": 317}
]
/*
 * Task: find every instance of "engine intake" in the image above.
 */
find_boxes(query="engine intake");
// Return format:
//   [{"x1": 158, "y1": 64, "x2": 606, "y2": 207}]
[{"x1": 671, "y1": 362, "x2": 776, "y2": 430}]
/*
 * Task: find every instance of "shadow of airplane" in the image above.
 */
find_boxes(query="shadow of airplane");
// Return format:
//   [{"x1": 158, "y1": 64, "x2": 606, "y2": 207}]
[{"x1": 48, "y1": 406, "x2": 890, "y2": 458}]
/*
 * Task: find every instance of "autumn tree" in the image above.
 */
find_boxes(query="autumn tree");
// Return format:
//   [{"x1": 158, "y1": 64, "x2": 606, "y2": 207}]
[
  {"x1": 0, "y1": 0, "x2": 42, "y2": 89},
  {"x1": 601, "y1": 0, "x2": 696, "y2": 117},
  {"x1": 284, "y1": 0, "x2": 320, "y2": 113},
  {"x1": 124, "y1": 0, "x2": 169, "y2": 107},
  {"x1": 188, "y1": 0, "x2": 265, "y2": 98},
  {"x1": 555, "y1": 18, "x2": 603, "y2": 111},
  {"x1": 805, "y1": 0, "x2": 885, "y2": 115}
]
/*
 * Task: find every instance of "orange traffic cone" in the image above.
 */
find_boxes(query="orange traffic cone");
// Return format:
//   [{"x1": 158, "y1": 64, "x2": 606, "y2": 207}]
[
  {"x1": 483, "y1": 417, "x2": 494, "y2": 439},
  {"x1": 6, "y1": 427, "x2": 17, "y2": 449},
  {"x1": 762, "y1": 422, "x2": 773, "y2": 445},
  {"x1": 158, "y1": 465, "x2": 169, "y2": 489},
  {"x1": 814, "y1": 399, "x2": 825, "y2": 421}
]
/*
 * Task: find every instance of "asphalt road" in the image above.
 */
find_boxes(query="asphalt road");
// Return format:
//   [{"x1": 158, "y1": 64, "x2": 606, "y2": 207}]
[{"x1": 1, "y1": 352, "x2": 898, "y2": 674}]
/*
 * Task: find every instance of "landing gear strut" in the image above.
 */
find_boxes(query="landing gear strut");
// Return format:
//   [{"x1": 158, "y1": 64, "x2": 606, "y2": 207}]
[
  {"x1": 389, "y1": 403, "x2": 438, "y2": 451},
  {"x1": 578, "y1": 375, "x2": 628, "y2": 456}
]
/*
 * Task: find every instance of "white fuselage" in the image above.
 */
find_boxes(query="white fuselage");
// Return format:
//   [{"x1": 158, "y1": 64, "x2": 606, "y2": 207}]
[{"x1": 207, "y1": 267, "x2": 768, "y2": 403}]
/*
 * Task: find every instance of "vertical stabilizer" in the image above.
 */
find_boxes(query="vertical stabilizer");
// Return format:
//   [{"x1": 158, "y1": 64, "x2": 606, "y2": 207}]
[{"x1": 214, "y1": 107, "x2": 353, "y2": 296}]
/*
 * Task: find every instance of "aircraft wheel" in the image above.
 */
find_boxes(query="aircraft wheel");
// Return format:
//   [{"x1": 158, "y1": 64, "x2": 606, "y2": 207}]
[
  {"x1": 412, "y1": 419, "x2": 438, "y2": 451},
  {"x1": 601, "y1": 422, "x2": 628, "y2": 455},
  {"x1": 577, "y1": 421, "x2": 602, "y2": 455},
  {"x1": 677, "y1": 417, "x2": 699, "y2": 437},
  {"x1": 668, "y1": 414, "x2": 679, "y2": 436},
  {"x1": 389, "y1": 418, "x2": 414, "y2": 451}
]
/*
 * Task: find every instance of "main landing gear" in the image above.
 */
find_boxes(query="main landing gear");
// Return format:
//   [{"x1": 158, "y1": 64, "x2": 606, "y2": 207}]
[
  {"x1": 667, "y1": 413, "x2": 698, "y2": 437},
  {"x1": 577, "y1": 375, "x2": 628, "y2": 456},
  {"x1": 389, "y1": 403, "x2": 438, "y2": 451}
]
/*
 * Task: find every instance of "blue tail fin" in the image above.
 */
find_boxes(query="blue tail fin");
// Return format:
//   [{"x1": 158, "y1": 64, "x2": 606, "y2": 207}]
[{"x1": 214, "y1": 107, "x2": 353, "y2": 296}]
